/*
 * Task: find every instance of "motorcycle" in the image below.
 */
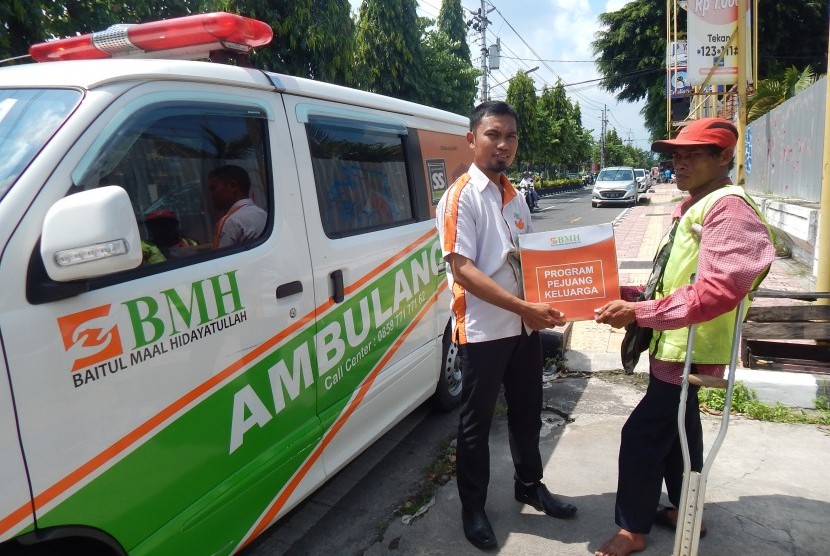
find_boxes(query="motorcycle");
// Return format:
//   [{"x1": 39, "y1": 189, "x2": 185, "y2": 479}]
[{"x1": 523, "y1": 187, "x2": 539, "y2": 210}]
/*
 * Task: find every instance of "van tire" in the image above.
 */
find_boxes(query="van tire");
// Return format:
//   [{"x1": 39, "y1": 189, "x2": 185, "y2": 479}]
[{"x1": 434, "y1": 321, "x2": 462, "y2": 411}]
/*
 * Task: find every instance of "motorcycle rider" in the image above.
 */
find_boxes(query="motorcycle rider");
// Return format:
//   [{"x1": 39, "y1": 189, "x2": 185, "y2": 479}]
[{"x1": 519, "y1": 172, "x2": 539, "y2": 210}]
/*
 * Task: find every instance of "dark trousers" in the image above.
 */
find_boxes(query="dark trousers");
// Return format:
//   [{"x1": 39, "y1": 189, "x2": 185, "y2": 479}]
[
  {"x1": 615, "y1": 375, "x2": 703, "y2": 534},
  {"x1": 456, "y1": 330, "x2": 543, "y2": 511}
]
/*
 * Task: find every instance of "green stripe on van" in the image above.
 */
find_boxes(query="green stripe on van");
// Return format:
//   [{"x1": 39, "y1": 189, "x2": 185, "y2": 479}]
[{"x1": 33, "y1": 237, "x2": 443, "y2": 555}]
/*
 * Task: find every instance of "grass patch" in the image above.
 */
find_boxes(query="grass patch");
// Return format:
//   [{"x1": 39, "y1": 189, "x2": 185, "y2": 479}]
[
  {"x1": 395, "y1": 436, "x2": 457, "y2": 517},
  {"x1": 700, "y1": 381, "x2": 830, "y2": 425}
]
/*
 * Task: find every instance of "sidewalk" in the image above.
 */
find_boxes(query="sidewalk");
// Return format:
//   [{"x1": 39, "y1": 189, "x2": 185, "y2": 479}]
[{"x1": 566, "y1": 182, "x2": 823, "y2": 408}]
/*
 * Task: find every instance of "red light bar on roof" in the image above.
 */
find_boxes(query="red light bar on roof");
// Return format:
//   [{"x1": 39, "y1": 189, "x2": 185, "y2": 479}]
[{"x1": 29, "y1": 12, "x2": 273, "y2": 62}]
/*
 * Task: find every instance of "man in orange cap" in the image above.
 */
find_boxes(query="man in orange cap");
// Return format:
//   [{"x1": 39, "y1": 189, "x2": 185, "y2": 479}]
[{"x1": 593, "y1": 118, "x2": 775, "y2": 556}]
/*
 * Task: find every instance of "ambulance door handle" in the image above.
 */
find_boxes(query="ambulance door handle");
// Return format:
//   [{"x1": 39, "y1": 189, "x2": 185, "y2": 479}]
[
  {"x1": 330, "y1": 269, "x2": 344, "y2": 303},
  {"x1": 276, "y1": 280, "x2": 303, "y2": 299}
]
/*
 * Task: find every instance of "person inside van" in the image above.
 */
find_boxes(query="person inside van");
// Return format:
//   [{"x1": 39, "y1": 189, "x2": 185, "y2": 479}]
[
  {"x1": 141, "y1": 208, "x2": 197, "y2": 265},
  {"x1": 208, "y1": 164, "x2": 267, "y2": 248}
]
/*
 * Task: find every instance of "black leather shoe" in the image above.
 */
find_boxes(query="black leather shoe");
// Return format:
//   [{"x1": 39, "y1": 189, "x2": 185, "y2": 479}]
[
  {"x1": 461, "y1": 508, "x2": 497, "y2": 550},
  {"x1": 514, "y1": 481, "x2": 577, "y2": 518}
]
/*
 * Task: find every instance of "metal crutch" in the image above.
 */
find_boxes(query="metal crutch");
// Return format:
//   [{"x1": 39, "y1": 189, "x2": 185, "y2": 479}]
[{"x1": 672, "y1": 230, "x2": 746, "y2": 556}]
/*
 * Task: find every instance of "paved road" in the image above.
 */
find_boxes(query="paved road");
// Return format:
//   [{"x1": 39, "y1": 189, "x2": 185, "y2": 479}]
[{"x1": 533, "y1": 187, "x2": 631, "y2": 231}]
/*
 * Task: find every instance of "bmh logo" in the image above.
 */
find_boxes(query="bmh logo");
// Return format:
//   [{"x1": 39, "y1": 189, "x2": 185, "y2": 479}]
[{"x1": 57, "y1": 305, "x2": 124, "y2": 372}]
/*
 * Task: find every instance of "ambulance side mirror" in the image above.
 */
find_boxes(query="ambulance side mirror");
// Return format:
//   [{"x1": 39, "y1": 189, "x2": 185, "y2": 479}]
[{"x1": 41, "y1": 186, "x2": 143, "y2": 281}]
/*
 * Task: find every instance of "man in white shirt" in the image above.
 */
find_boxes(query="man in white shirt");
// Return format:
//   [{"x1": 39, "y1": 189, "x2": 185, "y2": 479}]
[
  {"x1": 436, "y1": 101, "x2": 576, "y2": 550},
  {"x1": 208, "y1": 165, "x2": 267, "y2": 248}
]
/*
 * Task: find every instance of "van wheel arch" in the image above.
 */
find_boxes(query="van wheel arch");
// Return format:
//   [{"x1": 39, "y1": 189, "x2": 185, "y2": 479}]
[
  {"x1": 2, "y1": 527, "x2": 125, "y2": 556},
  {"x1": 433, "y1": 320, "x2": 462, "y2": 411}
]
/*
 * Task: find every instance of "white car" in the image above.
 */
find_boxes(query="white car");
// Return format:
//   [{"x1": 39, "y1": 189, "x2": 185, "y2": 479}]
[
  {"x1": 592, "y1": 166, "x2": 639, "y2": 207},
  {"x1": 634, "y1": 168, "x2": 652, "y2": 193}
]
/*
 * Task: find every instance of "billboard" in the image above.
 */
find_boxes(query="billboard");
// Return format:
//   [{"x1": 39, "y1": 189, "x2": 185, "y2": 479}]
[{"x1": 687, "y1": 2, "x2": 752, "y2": 86}]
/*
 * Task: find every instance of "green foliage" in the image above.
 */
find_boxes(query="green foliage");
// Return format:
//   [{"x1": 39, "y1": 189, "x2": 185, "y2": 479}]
[
  {"x1": 506, "y1": 72, "x2": 539, "y2": 171},
  {"x1": 700, "y1": 382, "x2": 830, "y2": 425},
  {"x1": 0, "y1": 0, "x2": 47, "y2": 62},
  {"x1": 420, "y1": 29, "x2": 478, "y2": 116},
  {"x1": 437, "y1": 0, "x2": 470, "y2": 62},
  {"x1": 354, "y1": 0, "x2": 423, "y2": 103},
  {"x1": 595, "y1": 128, "x2": 653, "y2": 168},
  {"x1": 592, "y1": 0, "x2": 666, "y2": 138},
  {"x1": 227, "y1": 0, "x2": 355, "y2": 84},
  {"x1": 747, "y1": 66, "x2": 817, "y2": 123},
  {"x1": 756, "y1": 2, "x2": 828, "y2": 78}
]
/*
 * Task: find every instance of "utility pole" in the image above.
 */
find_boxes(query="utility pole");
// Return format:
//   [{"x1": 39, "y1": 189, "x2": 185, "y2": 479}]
[
  {"x1": 736, "y1": 0, "x2": 748, "y2": 183},
  {"x1": 600, "y1": 105, "x2": 607, "y2": 169},
  {"x1": 817, "y1": 22, "x2": 830, "y2": 301},
  {"x1": 467, "y1": 0, "x2": 492, "y2": 102}
]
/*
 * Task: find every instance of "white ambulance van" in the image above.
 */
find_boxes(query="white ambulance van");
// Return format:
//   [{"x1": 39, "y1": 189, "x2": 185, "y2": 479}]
[{"x1": 0, "y1": 13, "x2": 471, "y2": 555}]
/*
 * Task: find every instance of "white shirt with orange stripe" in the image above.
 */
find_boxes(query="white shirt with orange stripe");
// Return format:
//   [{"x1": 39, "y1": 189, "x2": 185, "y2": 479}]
[{"x1": 436, "y1": 163, "x2": 532, "y2": 344}]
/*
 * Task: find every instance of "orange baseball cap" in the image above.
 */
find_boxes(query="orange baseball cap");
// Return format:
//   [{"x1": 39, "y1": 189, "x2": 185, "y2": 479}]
[{"x1": 651, "y1": 118, "x2": 738, "y2": 153}]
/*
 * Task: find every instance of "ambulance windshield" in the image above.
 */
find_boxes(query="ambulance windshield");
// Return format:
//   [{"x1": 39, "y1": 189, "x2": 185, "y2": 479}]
[{"x1": 0, "y1": 89, "x2": 81, "y2": 200}]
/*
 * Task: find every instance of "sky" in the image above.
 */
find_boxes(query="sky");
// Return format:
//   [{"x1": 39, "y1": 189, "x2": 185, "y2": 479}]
[{"x1": 346, "y1": 0, "x2": 651, "y2": 151}]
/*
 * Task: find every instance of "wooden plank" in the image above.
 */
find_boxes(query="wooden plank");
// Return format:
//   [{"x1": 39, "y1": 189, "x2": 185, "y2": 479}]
[
  {"x1": 753, "y1": 289, "x2": 830, "y2": 301},
  {"x1": 741, "y1": 322, "x2": 830, "y2": 339},
  {"x1": 749, "y1": 357, "x2": 830, "y2": 374},
  {"x1": 745, "y1": 340, "x2": 830, "y2": 360},
  {"x1": 746, "y1": 305, "x2": 830, "y2": 322}
]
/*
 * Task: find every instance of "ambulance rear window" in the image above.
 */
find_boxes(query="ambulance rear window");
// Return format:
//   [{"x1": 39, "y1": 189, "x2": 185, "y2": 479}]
[{"x1": 0, "y1": 89, "x2": 81, "y2": 200}]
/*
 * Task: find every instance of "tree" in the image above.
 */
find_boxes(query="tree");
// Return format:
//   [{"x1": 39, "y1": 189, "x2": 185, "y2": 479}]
[
  {"x1": 570, "y1": 104, "x2": 595, "y2": 172},
  {"x1": 592, "y1": 0, "x2": 828, "y2": 140},
  {"x1": 49, "y1": 0, "x2": 203, "y2": 36},
  {"x1": 1, "y1": 0, "x2": 206, "y2": 63},
  {"x1": 223, "y1": 0, "x2": 354, "y2": 84},
  {"x1": 0, "y1": 0, "x2": 48, "y2": 62},
  {"x1": 505, "y1": 71, "x2": 538, "y2": 171},
  {"x1": 536, "y1": 87, "x2": 565, "y2": 172},
  {"x1": 592, "y1": 1, "x2": 667, "y2": 140},
  {"x1": 354, "y1": 0, "x2": 423, "y2": 102},
  {"x1": 747, "y1": 66, "x2": 817, "y2": 123},
  {"x1": 756, "y1": 2, "x2": 827, "y2": 78},
  {"x1": 437, "y1": 0, "x2": 470, "y2": 62},
  {"x1": 420, "y1": 29, "x2": 479, "y2": 115},
  {"x1": 599, "y1": 129, "x2": 628, "y2": 167}
]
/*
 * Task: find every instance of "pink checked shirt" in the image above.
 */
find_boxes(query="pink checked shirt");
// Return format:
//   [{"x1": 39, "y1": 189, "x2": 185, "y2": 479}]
[{"x1": 625, "y1": 192, "x2": 775, "y2": 385}]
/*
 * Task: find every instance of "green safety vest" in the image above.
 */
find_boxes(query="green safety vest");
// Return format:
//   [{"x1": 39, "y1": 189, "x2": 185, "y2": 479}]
[{"x1": 649, "y1": 186, "x2": 771, "y2": 364}]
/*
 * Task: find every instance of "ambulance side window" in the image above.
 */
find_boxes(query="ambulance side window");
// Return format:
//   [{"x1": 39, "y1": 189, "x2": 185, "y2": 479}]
[
  {"x1": 306, "y1": 117, "x2": 414, "y2": 238},
  {"x1": 72, "y1": 102, "x2": 271, "y2": 267}
]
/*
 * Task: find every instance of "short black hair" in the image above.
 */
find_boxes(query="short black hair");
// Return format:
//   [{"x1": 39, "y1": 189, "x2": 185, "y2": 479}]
[
  {"x1": 469, "y1": 101, "x2": 519, "y2": 132},
  {"x1": 209, "y1": 165, "x2": 251, "y2": 195}
]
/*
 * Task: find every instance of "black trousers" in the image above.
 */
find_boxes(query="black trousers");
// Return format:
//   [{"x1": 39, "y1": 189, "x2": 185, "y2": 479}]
[
  {"x1": 615, "y1": 375, "x2": 703, "y2": 533},
  {"x1": 456, "y1": 330, "x2": 544, "y2": 511}
]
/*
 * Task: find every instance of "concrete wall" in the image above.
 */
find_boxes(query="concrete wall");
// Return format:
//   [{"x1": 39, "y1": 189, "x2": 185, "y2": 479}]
[
  {"x1": 749, "y1": 195, "x2": 821, "y2": 278},
  {"x1": 745, "y1": 76, "x2": 826, "y2": 203}
]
